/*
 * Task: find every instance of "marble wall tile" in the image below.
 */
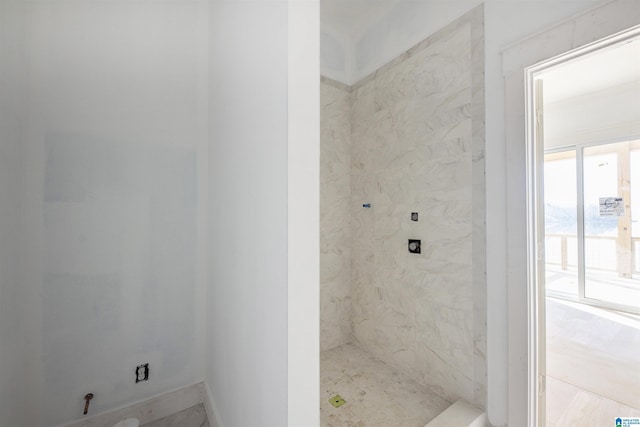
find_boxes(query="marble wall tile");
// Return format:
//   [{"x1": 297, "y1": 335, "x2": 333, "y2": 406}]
[
  {"x1": 320, "y1": 79, "x2": 353, "y2": 351},
  {"x1": 348, "y1": 7, "x2": 485, "y2": 408},
  {"x1": 469, "y1": 5, "x2": 487, "y2": 409},
  {"x1": 373, "y1": 24, "x2": 471, "y2": 112},
  {"x1": 320, "y1": 5, "x2": 486, "y2": 409},
  {"x1": 351, "y1": 80, "x2": 376, "y2": 124}
]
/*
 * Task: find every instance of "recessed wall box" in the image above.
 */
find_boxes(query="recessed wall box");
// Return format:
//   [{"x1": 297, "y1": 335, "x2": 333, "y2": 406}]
[{"x1": 135, "y1": 363, "x2": 149, "y2": 383}]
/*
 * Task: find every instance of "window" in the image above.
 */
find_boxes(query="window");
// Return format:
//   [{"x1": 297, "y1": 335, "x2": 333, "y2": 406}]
[{"x1": 544, "y1": 140, "x2": 640, "y2": 313}]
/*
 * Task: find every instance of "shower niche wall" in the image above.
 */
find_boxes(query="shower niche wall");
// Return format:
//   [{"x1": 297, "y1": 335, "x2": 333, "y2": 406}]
[{"x1": 320, "y1": 6, "x2": 486, "y2": 422}]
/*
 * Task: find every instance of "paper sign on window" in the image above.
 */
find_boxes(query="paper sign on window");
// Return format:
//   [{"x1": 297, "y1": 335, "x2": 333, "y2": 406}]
[{"x1": 599, "y1": 197, "x2": 624, "y2": 217}]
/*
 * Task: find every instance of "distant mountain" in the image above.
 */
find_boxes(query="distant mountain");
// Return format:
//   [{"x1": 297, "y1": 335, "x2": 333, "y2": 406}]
[{"x1": 544, "y1": 203, "x2": 618, "y2": 236}]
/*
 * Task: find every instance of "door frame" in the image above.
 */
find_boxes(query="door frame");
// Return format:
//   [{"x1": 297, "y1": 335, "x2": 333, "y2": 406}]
[
  {"x1": 502, "y1": 2, "x2": 640, "y2": 425},
  {"x1": 524, "y1": 25, "x2": 640, "y2": 427}
]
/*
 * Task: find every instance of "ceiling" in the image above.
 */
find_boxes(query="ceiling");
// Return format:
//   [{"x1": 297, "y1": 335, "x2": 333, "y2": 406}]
[
  {"x1": 321, "y1": 0, "x2": 400, "y2": 39},
  {"x1": 321, "y1": 1, "x2": 639, "y2": 99}
]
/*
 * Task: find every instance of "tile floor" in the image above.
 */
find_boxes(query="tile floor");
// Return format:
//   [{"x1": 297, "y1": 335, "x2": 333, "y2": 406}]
[
  {"x1": 141, "y1": 404, "x2": 209, "y2": 427},
  {"x1": 131, "y1": 299, "x2": 640, "y2": 427},
  {"x1": 546, "y1": 298, "x2": 640, "y2": 426},
  {"x1": 321, "y1": 342, "x2": 451, "y2": 427}
]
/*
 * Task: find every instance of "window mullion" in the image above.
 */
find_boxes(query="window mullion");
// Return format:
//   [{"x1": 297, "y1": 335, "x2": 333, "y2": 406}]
[{"x1": 577, "y1": 147, "x2": 586, "y2": 300}]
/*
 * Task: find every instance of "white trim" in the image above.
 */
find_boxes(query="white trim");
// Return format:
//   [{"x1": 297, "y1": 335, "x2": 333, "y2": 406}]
[
  {"x1": 577, "y1": 148, "x2": 587, "y2": 302},
  {"x1": 203, "y1": 381, "x2": 223, "y2": 427},
  {"x1": 60, "y1": 382, "x2": 206, "y2": 427},
  {"x1": 288, "y1": 0, "x2": 320, "y2": 426},
  {"x1": 502, "y1": 2, "x2": 640, "y2": 77},
  {"x1": 424, "y1": 399, "x2": 486, "y2": 427},
  {"x1": 526, "y1": 26, "x2": 640, "y2": 427},
  {"x1": 524, "y1": 74, "x2": 545, "y2": 427},
  {"x1": 504, "y1": 2, "x2": 640, "y2": 426},
  {"x1": 524, "y1": 25, "x2": 640, "y2": 76},
  {"x1": 500, "y1": 0, "x2": 619, "y2": 54},
  {"x1": 545, "y1": 133, "x2": 640, "y2": 153}
]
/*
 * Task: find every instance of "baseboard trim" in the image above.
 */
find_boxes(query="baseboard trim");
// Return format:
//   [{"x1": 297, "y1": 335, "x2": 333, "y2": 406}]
[
  {"x1": 203, "y1": 381, "x2": 224, "y2": 427},
  {"x1": 61, "y1": 382, "x2": 208, "y2": 427}
]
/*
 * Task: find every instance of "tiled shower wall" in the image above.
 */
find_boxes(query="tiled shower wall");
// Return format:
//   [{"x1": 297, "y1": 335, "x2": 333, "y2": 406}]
[
  {"x1": 320, "y1": 80, "x2": 353, "y2": 351},
  {"x1": 320, "y1": 7, "x2": 486, "y2": 407}
]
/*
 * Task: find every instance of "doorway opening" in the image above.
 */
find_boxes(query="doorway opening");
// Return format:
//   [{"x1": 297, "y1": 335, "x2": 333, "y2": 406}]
[{"x1": 527, "y1": 27, "x2": 640, "y2": 426}]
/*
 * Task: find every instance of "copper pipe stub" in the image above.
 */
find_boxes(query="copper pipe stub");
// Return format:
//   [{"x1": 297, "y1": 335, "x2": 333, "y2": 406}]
[{"x1": 83, "y1": 393, "x2": 94, "y2": 415}]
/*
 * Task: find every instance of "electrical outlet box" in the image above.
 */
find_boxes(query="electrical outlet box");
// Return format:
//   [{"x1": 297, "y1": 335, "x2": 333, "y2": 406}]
[{"x1": 135, "y1": 363, "x2": 149, "y2": 383}]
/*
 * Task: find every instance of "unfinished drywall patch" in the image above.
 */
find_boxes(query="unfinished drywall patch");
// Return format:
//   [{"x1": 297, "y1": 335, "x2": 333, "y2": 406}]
[
  {"x1": 41, "y1": 136, "x2": 199, "y2": 424},
  {"x1": 19, "y1": 1, "x2": 209, "y2": 423}
]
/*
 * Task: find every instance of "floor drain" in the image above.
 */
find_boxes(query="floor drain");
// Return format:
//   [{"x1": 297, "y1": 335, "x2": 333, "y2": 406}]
[{"x1": 329, "y1": 394, "x2": 346, "y2": 408}]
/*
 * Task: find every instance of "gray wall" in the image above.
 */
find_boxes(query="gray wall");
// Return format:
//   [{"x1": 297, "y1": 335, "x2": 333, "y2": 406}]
[
  {"x1": 1, "y1": 2, "x2": 209, "y2": 424},
  {"x1": 0, "y1": 1, "x2": 28, "y2": 425}
]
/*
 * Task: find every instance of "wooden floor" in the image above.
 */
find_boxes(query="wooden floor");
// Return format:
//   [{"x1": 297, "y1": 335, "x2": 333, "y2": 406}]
[{"x1": 546, "y1": 298, "x2": 640, "y2": 426}]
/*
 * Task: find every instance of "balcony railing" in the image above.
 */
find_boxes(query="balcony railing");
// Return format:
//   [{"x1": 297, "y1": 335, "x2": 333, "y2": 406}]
[{"x1": 545, "y1": 233, "x2": 640, "y2": 275}]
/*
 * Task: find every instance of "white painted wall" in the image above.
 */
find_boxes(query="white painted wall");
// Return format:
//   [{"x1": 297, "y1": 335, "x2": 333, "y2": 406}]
[
  {"x1": 0, "y1": 1, "x2": 320, "y2": 426},
  {"x1": 9, "y1": 2, "x2": 210, "y2": 425},
  {"x1": 288, "y1": 2, "x2": 321, "y2": 424},
  {"x1": 207, "y1": 1, "x2": 290, "y2": 426},
  {"x1": 0, "y1": 1, "x2": 28, "y2": 425},
  {"x1": 207, "y1": 1, "x2": 320, "y2": 426}
]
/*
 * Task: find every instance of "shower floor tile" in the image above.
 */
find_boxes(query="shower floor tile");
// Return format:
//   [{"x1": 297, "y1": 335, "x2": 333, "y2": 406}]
[
  {"x1": 141, "y1": 403, "x2": 209, "y2": 427},
  {"x1": 321, "y1": 342, "x2": 451, "y2": 427}
]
